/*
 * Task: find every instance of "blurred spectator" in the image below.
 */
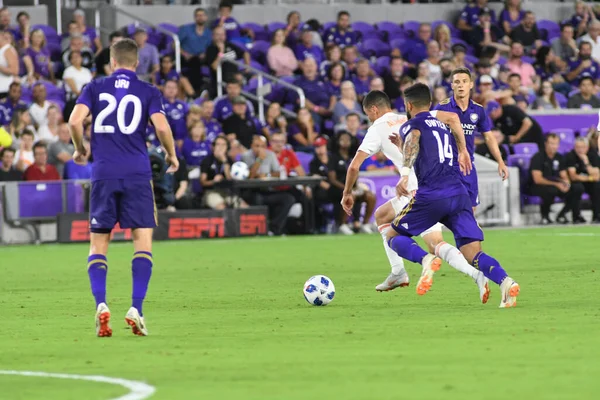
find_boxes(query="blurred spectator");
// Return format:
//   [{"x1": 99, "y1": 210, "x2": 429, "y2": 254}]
[
  {"x1": 288, "y1": 107, "x2": 319, "y2": 150},
  {"x1": 47, "y1": 123, "x2": 73, "y2": 177},
  {"x1": 23, "y1": 29, "x2": 54, "y2": 83},
  {"x1": 566, "y1": 42, "x2": 600, "y2": 85},
  {"x1": 155, "y1": 55, "x2": 194, "y2": 99},
  {"x1": 213, "y1": 80, "x2": 254, "y2": 122},
  {"x1": 294, "y1": 57, "x2": 333, "y2": 127},
  {"x1": 0, "y1": 30, "x2": 19, "y2": 98},
  {"x1": 469, "y1": 8, "x2": 507, "y2": 56},
  {"x1": 271, "y1": 130, "x2": 306, "y2": 178},
  {"x1": 475, "y1": 129, "x2": 508, "y2": 161},
  {"x1": 28, "y1": 83, "x2": 52, "y2": 128},
  {"x1": 383, "y1": 56, "x2": 407, "y2": 101},
  {"x1": 572, "y1": 1, "x2": 592, "y2": 38},
  {"x1": 342, "y1": 46, "x2": 358, "y2": 75},
  {"x1": 406, "y1": 23, "x2": 432, "y2": 67},
  {"x1": 0, "y1": 8, "x2": 10, "y2": 32},
  {"x1": 319, "y1": 45, "x2": 345, "y2": 78},
  {"x1": 566, "y1": 136, "x2": 600, "y2": 223},
  {"x1": 284, "y1": 11, "x2": 302, "y2": 48},
  {"x1": 439, "y1": 58, "x2": 455, "y2": 92},
  {"x1": 507, "y1": 73, "x2": 530, "y2": 105},
  {"x1": 205, "y1": 26, "x2": 250, "y2": 98},
  {"x1": 434, "y1": 24, "x2": 453, "y2": 58},
  {"x1": 13, "y1": 11, "x2": 31, "y2": 49},
  {"x1": 150, "y1": 147, "x2": 190, "y2": 211},
  {"x1": 304, "y1": 18, "x2": 324, "y2": 49},
  {"x1": 264, "y1": 102, "x2": 287, "y2": 138},
  {"x1": 499, "y1": 0, "x2": 525, "y2": 36},
  {"x1": 351, "y1": 59, "x2": 372, "y2": 100},
  {"x1": 61, "y1": 34, "x2": 94, "y2": 70},
  {"x1": 63, "y1": 143, "x2": 91, "y2": 180},
  {"x1": 451, "y1": 43, "x2": 474, "y2": 71},
  {"x1": 199, "y1": 100, "x2": 222, "y2": 142},
  {"x1": 295, "y1": 26, "x2": 325, "y2": 68},
  {"x1": 61, "y1": 21, "x2": 90, "y2": 51},
  {"x1": 162, "y1": 80, "x2": 190, "y2": 147},
  {"x1": 222, "y1": 95, "x2": 262, "y2": 149},
  {"x1": 344, "y1": 112, "x2": 366, "y2": 142},
  {"x1": 580, "y1": 20, "x2": 600, "y2": 62},
  {"x1": 507, "y1": 42, "x2": 537, "y2": 89},
  {"x1": 332, "y1": 81, "x2": 362, "y2": 125},
  {"x1": 133, "y1": 28, "x2": 159, "y2": 83},
  {"x1": 393, "y1": 76, "x2": 414, "y2": 112},
  {"x1": 324, "y1": 10, "x2": 357, "y2": 49},
  {"x1": 23, "y1": 141, "x2": 60, "y2": 181},
  {"x1": 0, "y1": 147, "x2": 22, "y2": 181},
  {"x1": 200, "y1": 135, "x2": 246, "y2": 210},
  {"x1": 211, "y1": 1, "x2": 241, "y2": 40},
  {"x1": 63, "y1": 51, "x2": 92, "y2": 100},
  {"x1": 37, "y1": 105, "x2": 61, "y2": 143},
  {"x1": 551, "y1": 24, "x2": 577, "y2": 62},
  {"x1": 0, "y1": 82, "x2": 27, "y2": 125},
  {"x1": 9, "y1": 108, "x2": 35, "y2": 145},
  {"x1": 423, "y1": 40, "x2": 442, "y2": 88},
  {"x1": 181, "y1": 120, "x2": 210, "y2": 167},
  {"x1": 73, "y1": 9, "x2": 101, "y2": 52},
  {"x1": 474, "y1": 74, "x2": 513, "y2": 105},
  {"x1": 327, "y1": 131, "x2": 375, "y2": 234},
  {"x1": 13, "y1": 129, "x2": 34, "y2": 172},
  {"x1": 179, "y1": 7, "x2": 212, "y2": 94},
  {"x1": 533, "y1": 46, "x2": 569, "y2": 95},
  {"x1": 487, "y1": 101, "x2": 544, "y2": 147},
  {"x1": 267, "y1": 29, "x2": 298, "y2": 78},
  {"x1": 530, "y1": 133, "x2": 583, "y2": 224},
  {"x1": 325, "y1": 62, "x2": 345, "y2": 100},
  {"x1": 370, "y1": 76, "x2": 385, "y2": 93},
  {"x1": 458, "y1": 0, "x2": 497, "y2": 35},
  {"x1": 567, "y1": 76, "x2": 600, "y2": 109},
  {"x1": 587, "y1": 127, "x2": 599, "y2": 155},
  {"x1": 416, "y1": 62, "x2": 432, "y2": 88},
  {"x1": 510, "y1": 11, "x2": 542, "y2": 54},
  {"x1": 532, "y1": 80, "x2": 561, "y2": 110},
  {"x1": 360, "y1": 151, "x2": 394, "y2": 172},
  {"x1": 433, "y1": 85, "x2": 448, "y2": 107},
  {"x1": 241, "y1": 135, "x2": 295, "y2": 236},
  {"x1": 309, "y1": 137, "x2": 334, "y2": 232},
  {"x1": 95, "y1": 31, "x2": 124, "y2": 78}
]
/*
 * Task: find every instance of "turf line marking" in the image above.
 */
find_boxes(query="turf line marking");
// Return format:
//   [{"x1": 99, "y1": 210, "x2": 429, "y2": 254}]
[{"x1": 0, "y1": 370, "x2": 155, "y2": 400}]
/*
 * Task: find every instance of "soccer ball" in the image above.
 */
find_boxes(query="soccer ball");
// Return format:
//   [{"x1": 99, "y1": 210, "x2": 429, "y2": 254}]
[
  {"x1": 303, "y1": 275, "x2": 335, "y2": 306},
  {"x1": 231, "y1": 161, "x2": 249, "y2": 180}
]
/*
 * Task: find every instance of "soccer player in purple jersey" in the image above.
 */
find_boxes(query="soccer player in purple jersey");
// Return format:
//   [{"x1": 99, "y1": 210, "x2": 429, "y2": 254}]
[
  {"x1": 68, "y1": 39, "x2": 179, "y2": 337},
  {"x1": 387, "y1": 83, "x2": 520, "y2": 308},
  {"x1": 434, "y1": 67, "x2": 509, "y2": 210}
]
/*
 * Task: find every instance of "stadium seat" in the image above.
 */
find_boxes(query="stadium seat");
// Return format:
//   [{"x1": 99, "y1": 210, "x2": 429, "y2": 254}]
[
  {"x1": 249, "y1": 40, "x2": 270, "y2": 64},
  {"x1": 32, "y1": 24, "x2": 58, "y2": 39},
  {"x1": 352, "y1": 21, "x2": 376, "y2": 34},
  {"x1": 267, "y1": 22, "x2": 286, "y2": 36},
  {"x1": 537, "y1": 20, "x2": 560, "y2": 41},
  {"x1": 465, "y1": 54, "x2": 478, "y2": 64},
  {"x1": 402, "y1": 21, "x2": 421, "y2": 38},
  {"x1": 375, "y1": 56, "x2": 390, "y2": 75},
  {"x1": 323, "y1": 21, "x2": 336, "y2": 32},
  {"x1": 241, "y1": 22, "x2": 269, "y2": 41},
  {"x1": 360, "y1": 31, "x2": 383, "y2": 41},
  {"x1": 554, "y1": 92, "x2": 568, "y2": 108},
  {"x1": 554, "y1": 129, "x2": 575, "y2": 153},
  {"x1": 497, "y1": 56, "x2": 507, "y2": 65},
  {"x1": 389, "y1": 38, "x2": 408, "y2": 52},
  {"x1": 513, "y1": 143, "x2": 539, "y2": 155},
  {"x1": 376, "y1": 21, "x2": 403, "y2": 39},
  {"x1": 521, "y1": 55, "x2": 535, "y2": 64},
  {"x1": 296, "y1": 151, "x2": 314, "y2": 174},
  {"x1": 431, "y1": 20, "x2": 460, "y2": 38},
  {"x1": 358, "y1": 39, "x2": 390, "y2": 58},
  {"x1": 157, "y1": 23, "x2": 178, "y2": 34}
]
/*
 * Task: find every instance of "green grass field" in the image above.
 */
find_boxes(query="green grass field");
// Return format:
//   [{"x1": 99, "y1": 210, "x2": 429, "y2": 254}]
[{"x1": 1, "y1": 226, "x2": 599, "y2": 400}]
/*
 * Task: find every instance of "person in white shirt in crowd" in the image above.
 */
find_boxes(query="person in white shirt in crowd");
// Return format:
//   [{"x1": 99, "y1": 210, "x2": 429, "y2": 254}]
[
  {"x1": 28, "y1": 83, "x2": 53, "y2": 128},
  {"x1": 37, "y1": 104, "x2": 61, "y2": 143},
  {"x1": 13, "y1": 129, "x2": 35, "y2": 172},
  {"x1": 580, "y1": 20, "x2": 600, "y2": 63},
  {"x1": 0, "y1": 30, "x2": 18, "y2": 98},
  {"x1": 63, "y1": 51, "x2": 93, "y2": 100}
]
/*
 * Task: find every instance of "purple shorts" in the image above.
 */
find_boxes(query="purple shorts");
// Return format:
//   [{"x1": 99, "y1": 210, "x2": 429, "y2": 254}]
[
  {"x1": 89, "y1": 179, "x2": 157, "y2": 233},
  {"x1": 391, "y1": 193, "x2": 484, "y2": 248},
  {"x1": 460, "y1": 167, "x2": 479, "y2": 207}
]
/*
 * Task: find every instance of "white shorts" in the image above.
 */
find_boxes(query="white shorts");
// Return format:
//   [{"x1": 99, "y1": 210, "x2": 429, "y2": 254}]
[{"x1": 389, "y1": 196, "x2": 443, "y2": 238}]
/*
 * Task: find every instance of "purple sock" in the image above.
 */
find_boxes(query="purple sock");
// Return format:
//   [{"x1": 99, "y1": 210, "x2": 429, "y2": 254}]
[
  {"x1": 88, "y1": 254, "x2": 107, "y2": 307},
  {"x1": 473, "y1": 251, "x2": 508, "y2": 285},
  {"x1": 388, "y1": 236, "x2": 428, "y2": 264},
  {"x1": 132, "y1": 251, "x2": 153, "y2": 316}
]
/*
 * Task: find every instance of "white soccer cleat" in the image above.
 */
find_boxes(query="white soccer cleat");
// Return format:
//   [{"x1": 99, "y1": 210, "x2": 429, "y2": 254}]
[
  {"x1": 416, "y1": 254, "x2": 442, "y2": 295},
  {"x1": 95, "y1": 302, "x2": 112, "y2": 338},
  {"x1": 475, "y1": 271, "x2": 491, "y2": 304},
  {"x1": 125, "y1": 307, "x2": 148, "y2": 336},
  {"x1": 375, "y1": 271, "x2": 410, "y2": 292},
  {"x1": 359, "y1": 224, "x2": 375, "y2": 234},
  {"x1": 338, "y1": 224, "x2": 354, "y2": 235},
  {"x1": 499, "y1": 278, "x2": 520, "y2": 308}
]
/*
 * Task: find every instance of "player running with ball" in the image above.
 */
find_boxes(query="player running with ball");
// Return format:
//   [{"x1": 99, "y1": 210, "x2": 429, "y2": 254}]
[
  {"x1": 68, "y1": 39, "x2": 178, "y2": 337},
  {"x1": 341, "y1": 89, "x2": 490, "y2": 303}
]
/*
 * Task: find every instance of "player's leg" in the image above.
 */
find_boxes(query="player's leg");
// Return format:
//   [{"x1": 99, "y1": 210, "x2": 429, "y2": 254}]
[
  {"x1": 421, "y1": 225, "x2": 490, "y2": 304},
  {"x1": 461, "y1": 168, "x2": 480, "y2": 214},
  {"x1": 88, "y1": 180, "x2": 119, "y2": 337},
  {"x1": 374, "y1": 198, "x2": 409, "y2": 291}
]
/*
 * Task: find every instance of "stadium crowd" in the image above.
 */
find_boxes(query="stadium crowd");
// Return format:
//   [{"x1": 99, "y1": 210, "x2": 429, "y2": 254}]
[{"x1": 0, "y1": 0, "x2": 599, "y2": 234}]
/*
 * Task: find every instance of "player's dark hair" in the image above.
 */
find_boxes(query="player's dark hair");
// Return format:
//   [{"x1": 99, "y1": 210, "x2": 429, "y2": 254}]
[
  {"x1": 403, "y1": 83, "x2": 432, "y2": 109},
  {"x1": 109, "y1": 31, "x2": 123, "y2": 41},
  {"x1": 362, "y1": 90, "x2": 391, "y2": 111},
  {"x1": 194, "y1": 7, "x2": 206, "y2": 15},
  {"x1": 511, "y1": 40, "x2": 523, "y2": 48},
  {"x1": 287, "y1": 11, "x2": 299, "y2": 23},
  {"x1": 218, "y1": 1, "x2": 233, "y2": 10},
  {"x1": 345, "y1": 112, "x2": 360, "y2": 121},
  {"x1": 451, "y1": 67, "x2": 472, "y2": 81},
  {"x1": 579, "y1": 76, "x2": 594, "y2": 86},
  {"x1": 32, "y1": 141, "x2": 47, "y2": 153},
  {"x1": 8, "y1": 81, "x2": 20, "y2": 90},
  {"x1": 21, "y1": 129, "x2": 34, "y2": 138},
  {"x1": 226, "y1": 79, "x2": 241, "y2": 87},
  {"x1": 337, "y1": 10, "x2": 350, "y2": 20},
  {"x1": 560, "y1": 22, "x2": 573, "y2": 32},
  {"x1": 16, "y1": 11, "x2": 29, "y2": 21},
  {"x1": 579, "y1": 41, "x2": 592, "y2": 51},
  {"x1": 110, "y1": 38, "x2": 138, "y2": 69},
  {"x1": 508, "y1": 73, "x2": 521, "y2": 80},
  {"x1": 212, "y1": 134, "x2": 230, "y2": 152},
  {"x1": 546, "y1": 133, "x2": 559, "y2": 142}
]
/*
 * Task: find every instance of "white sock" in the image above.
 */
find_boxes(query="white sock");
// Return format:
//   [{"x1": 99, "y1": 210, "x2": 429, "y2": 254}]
[
  {"x1": 378, "y1": 224, "x2": 406, "y2": 275},
  {"x1": 435, "y1": 242, "x2": 479, "y2": 280}
]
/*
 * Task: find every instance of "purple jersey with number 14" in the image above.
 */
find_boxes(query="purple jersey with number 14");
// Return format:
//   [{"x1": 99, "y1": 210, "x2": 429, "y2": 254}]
[{"x1": 76, "y1": 68, "x2": 165, "y2": 232}]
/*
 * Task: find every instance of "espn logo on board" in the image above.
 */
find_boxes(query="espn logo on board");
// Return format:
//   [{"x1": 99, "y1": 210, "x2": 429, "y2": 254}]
[
  {"x1": 239, "y1": 214, "x2": 267, "y2": 236},
  {"x1": 167, "y1": 217, "x2": 225, "y2": 239}
]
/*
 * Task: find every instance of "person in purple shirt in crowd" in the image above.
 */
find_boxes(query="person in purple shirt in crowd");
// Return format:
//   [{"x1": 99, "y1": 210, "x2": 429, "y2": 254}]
[
  {"x1": 155, "y1": 55, "x2": 180, "y2": 90},
  {"x1": 351, "y1": 59, "x2": 372, "y2": 100},
  {"x1": 383, "y1": 56, "x2": 410, "y2": 101},
  {"x1": 162, "y1": 80, "x2": 190, "y2": 150},
  {"x1": 406, "y1": 23, "x2": 432, "y2": 67},
  {"x1": 499, "y1": 0, "x2": 526, "y2": 36},
  {"x1": 293, "y1": 58, "x2": 334, "y2": 128},
  {"x1": 360, "y1": 151, "x2": 395, "y2": 172},
  {"x1": 212, "y1": 80, "x2": 254, "y2": 122},
  {"x1": 181, "y1": 120, "x2": 211, "y2": 167},
  {"x1": 199, "y1": 100, "x2": 223, "y2": 143},
  {"x1": 458, "y1": 0, "x2": 497, "y2": 35},
  {"x1": 73, "y1": 9, "x2": 102, "y2": 52},
  {"x1": 324, "y1": 10, "x2": 358, "y2": 49},
  {"x1": 23, "y1": 29, "x2": 54, "y2": 83},
  {"x1": 211, "y1": 1, "x2": 241, "y2": 40},
  {"x1": 0, "y1": 83, "x2": 28, "y2": 126},
  {"x1": 325, "y1": 62, "x2": 345, "y2": 100},
  {"x1": 178, "y1": 7, "x2": 212, "y2": 95},
  {"x1": 571, "y1": 1, "x2": 593, "y2": 38},
  {"x1": 566, "y1": 41, "x2": 600, "y2": 86},
  {"x1": 133, "y1": 28, "x2": 159, "y2": 83},
  {"x1": 294, "y1": 26, "x2": 325, "y2": 68},
  {"x1": 284, "y1": 11, "x2": 302, "y2": 49}
]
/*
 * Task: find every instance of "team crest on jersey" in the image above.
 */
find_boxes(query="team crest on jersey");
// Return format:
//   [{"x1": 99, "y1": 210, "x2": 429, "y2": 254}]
[
  {"x1": 439, "y1": 98, "x2": 451, "y2": 105},
  {"x1": 470, "y1": 113, "x2": 478, "y2": 123}
]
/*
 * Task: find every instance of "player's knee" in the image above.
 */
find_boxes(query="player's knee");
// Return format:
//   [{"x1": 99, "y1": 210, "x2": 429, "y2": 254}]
[
  {"x1": 459, "y1": 242, "x2": 481, "y2": 264},
  {"x1": 89, "y1": 233, "x2": 110, "y2": 256},
  {"x1": 132, "y1": 228, "x2": 153, "y2": 253},
  {"x1": 374, "y1": 205, "x2": 391, "y2": 226},
  {"x1": 422, "y1": 232, "x2": 443, "y2": 254}
]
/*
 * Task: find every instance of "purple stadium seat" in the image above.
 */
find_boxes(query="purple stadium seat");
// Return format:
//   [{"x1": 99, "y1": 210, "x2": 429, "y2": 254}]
[
  {"x1": 537, "y1": 20, "x2": 560, "y2": 41},
  {"x1": 402, "y1": 21, "x2": 421, "y2": 38},
  {"x1": 497, "y1": 56, "x2": 507, "y2": 65},
  {"x1": 513, "y1": 143, "x2": 539, "y2": 155},
  {"x1": 352, "y1": 21, "x2": 376, "y2": 34},
  {"x1": 568, "y1": 89, "x2": 580, "y2": 98},
  {"x1": 47, "y1": 42, "x2": 62, "y2": 61},
  {"x1": 296, "y1": 151, "x2": 314, "y2": 173},
  {"x1": 358, "y1": 39, "x2": 390, "y2": 58},
  {"x1": 553, "y1": 92, "x2": 567, "y2": 108},
  {"x1": 389, "y1": 38, "x2": 407, "y2": 51},
  {"x1": 323, "y1": 22, "x2": 336, "y2": 32},
  {"x1": 465, "y1": 54, "x2": 479, "y2": 65},
  {"x1": 376, "y1": 21, "x2": 403, "y2": 36},
  {"x1": 522, "y1": 55, "x2": 535, "y2": 65},
  {"x1": 375, "y1": 56, "x2": 390, "y2": 75},
  {"x1": 432, "y1": 20, "x2": 460, "y2": 38},
  {"x1": 553, "y1": 129, "x2": 575, "y2": 153},
  {"x1": 157, "y1": 23, "x2": 178, "y2": 35},
  {"x1": 360, "y1": 31, "x2": 382, "y2": 41},
  {"x1": 249, "y1": 40, "x2": 270, "y2": 62},
  {"x1": 32, "y1": 24, "x2": 58, "y2": 39},
  {"x1": 125, "y1": 23, "x2": 153, "y2": 37},
  {"x1": 241, "y1": 22, "x2": 269, "y2": 42},
  {"x1": 248, "y1": 60, "x2": 268, "y2": 73},
  {"x1": 267, "y1": 22, "x2": 286, "y2": 36},
  {"x1": 502, "y1": 144, "x2": 510, "y2": 155}
]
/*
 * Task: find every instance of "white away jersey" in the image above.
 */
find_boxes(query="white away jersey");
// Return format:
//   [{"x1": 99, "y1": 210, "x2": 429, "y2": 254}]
[{"x1": 357, "y1": 112, "x2": 418, "y2": 192}]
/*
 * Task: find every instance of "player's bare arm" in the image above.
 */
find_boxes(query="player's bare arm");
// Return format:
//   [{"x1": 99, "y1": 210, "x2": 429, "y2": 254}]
[
  {"x1": 397, "y1": 129, "x2": 421, "y2": 197},
  {"x1": 482, "y1": 130, "x2": 509, "y2": 180},
  {"x1": 68, "y1": 103, "x2": 90, "y2": 164},
  {"x1": 341, "y1": 150, "x2": 370, "y2": 215},
  {"x1": 150, "y1": 112, "x2": 179, "y2": 173}
]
